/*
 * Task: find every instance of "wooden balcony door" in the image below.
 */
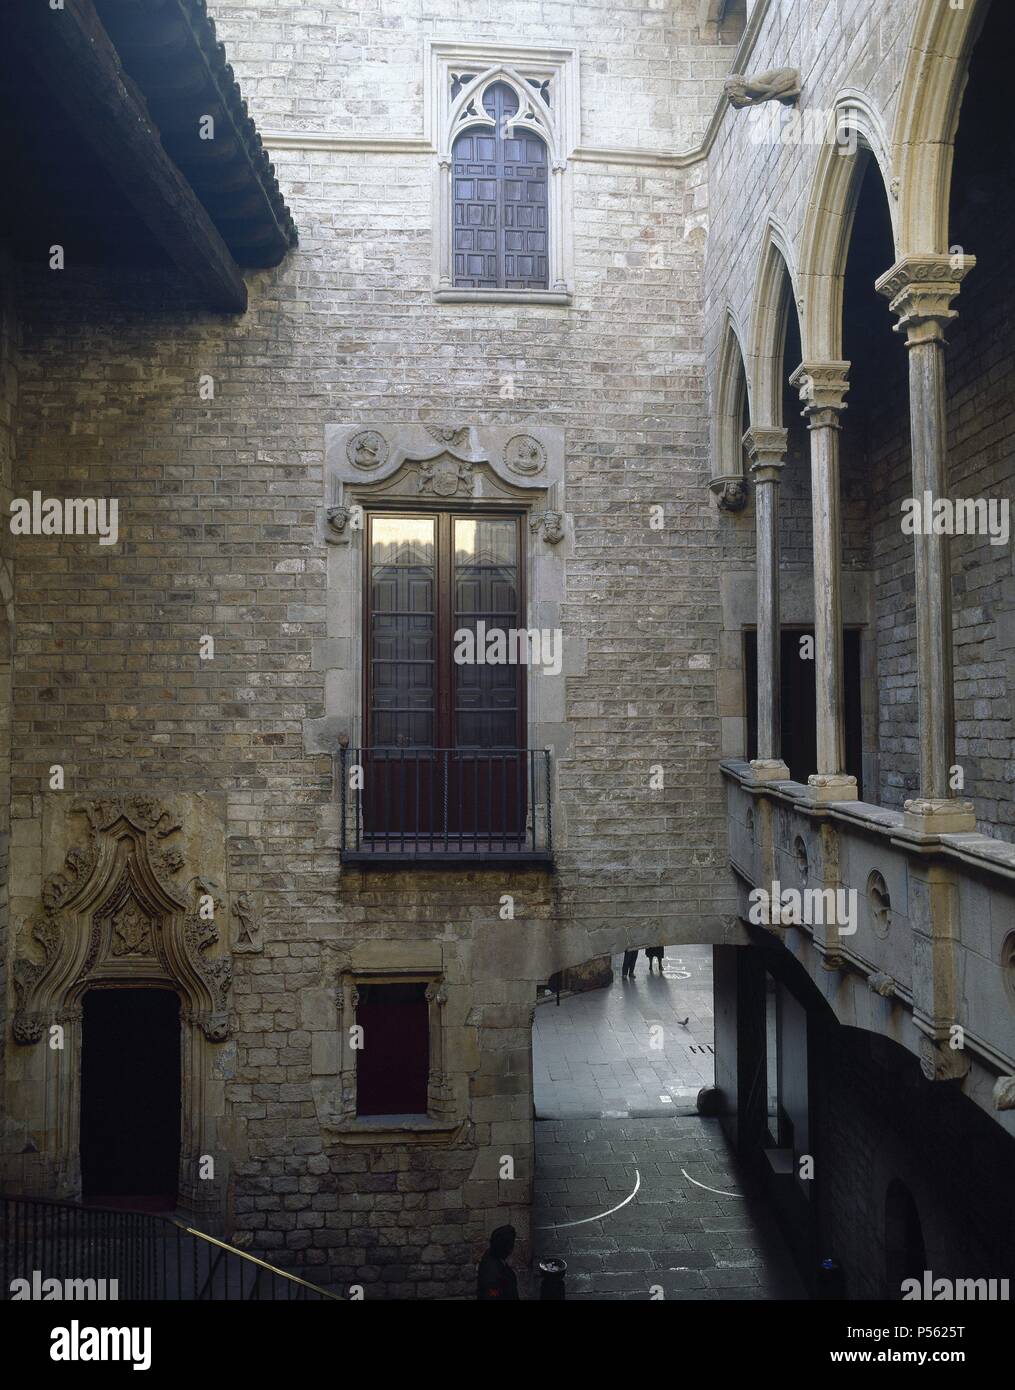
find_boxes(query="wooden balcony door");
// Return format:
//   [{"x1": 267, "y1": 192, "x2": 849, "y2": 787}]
[{"x1": 364, "y1": 511, "x2": 526, "y2": 843}]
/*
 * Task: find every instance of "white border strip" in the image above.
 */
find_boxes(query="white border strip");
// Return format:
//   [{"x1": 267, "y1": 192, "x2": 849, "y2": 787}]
[{"x1": 536, "y1": 1170, "x2": 641, "y2": 1229}]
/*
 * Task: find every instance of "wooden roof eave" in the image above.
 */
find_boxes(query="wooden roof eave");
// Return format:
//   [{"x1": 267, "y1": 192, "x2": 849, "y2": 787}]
[{"x1": 12, "y1": 0, "x2": 248, "y2": 312}]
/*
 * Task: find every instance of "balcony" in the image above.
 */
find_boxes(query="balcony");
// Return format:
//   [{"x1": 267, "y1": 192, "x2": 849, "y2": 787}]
[
  {"x1": 721, "y1": 757, "x2": 1015, "y2": 1137},
  {"x1": 339, "y1": 747, "x2": 554, "y2": 866}
]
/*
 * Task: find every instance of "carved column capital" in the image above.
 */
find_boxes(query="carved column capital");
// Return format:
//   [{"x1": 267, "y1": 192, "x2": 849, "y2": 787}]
[
  {"x1": 743, "y1": 425, "x2": 788, "y2": 482},
  {"x1": 875, "y1": 253, "x2": 976, "y2": 348},
  {"x1": 789, "y1": 361, "x2": 850, "y2": 430}
]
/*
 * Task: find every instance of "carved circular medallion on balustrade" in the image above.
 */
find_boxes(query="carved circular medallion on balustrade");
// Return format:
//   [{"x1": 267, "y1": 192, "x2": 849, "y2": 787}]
[
  {"x1": 793, "y1": 835, "x2": 809, "y2": 884},
  {"x1": 1002, "y1": 933, "x2": 1015, "y2": 1005},
  {"x1": 866, "y1": 870, "x2": 892, "y2": 940}
]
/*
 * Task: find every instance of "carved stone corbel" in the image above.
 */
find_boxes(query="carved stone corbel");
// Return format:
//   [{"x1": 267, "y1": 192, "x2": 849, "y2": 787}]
[
  {"x1": 709, "y1": 475, "x2": 750, "y2": 512},
  {"x1": 325, "y1": 505, "x2": 353, "y2": 542},
  {"x1": 918, "y1": 1034, "x2": 970, "y2": 1083},
  {"x1": 867, "y1": 971, "x2": 896, "y2": 998},
  {"x1": 529, "y1": 508, "x2": 565, "y2": 544},
  {"x1": 993, "y1": 1076, "x2": 1015, "y2": 1111}
]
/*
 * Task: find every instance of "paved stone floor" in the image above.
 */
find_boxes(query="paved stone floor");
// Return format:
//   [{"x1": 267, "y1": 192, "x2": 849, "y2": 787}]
[
  {"x1": 532, "y1": 1117, "x2": 805, "y2": 1300},
  {"x1": 531, "y1": 949, "x2": 804, "y2": 1300},
  {"x1": 533, "y1": 946, "x2": 715, "y2": 1118}
]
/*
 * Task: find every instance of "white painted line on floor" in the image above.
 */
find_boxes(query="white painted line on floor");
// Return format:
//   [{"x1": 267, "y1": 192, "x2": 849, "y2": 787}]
[
  {"x1": 536, "y1": 1169, "x2": 641, "y2": 1229},
  {"x1": 681, "y1": 1168, "x2": 743, "y2": 1199}
]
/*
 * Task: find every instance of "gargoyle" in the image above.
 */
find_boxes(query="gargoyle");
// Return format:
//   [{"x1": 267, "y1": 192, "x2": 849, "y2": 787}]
[{"x1": 724, "y1": 68, "x2": 801, "y2": 109}]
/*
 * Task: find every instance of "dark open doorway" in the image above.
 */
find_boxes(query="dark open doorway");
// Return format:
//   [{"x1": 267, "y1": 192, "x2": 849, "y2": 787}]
[{"x1": 80, "y1": 988, "x2": 181, "y2": 1210}]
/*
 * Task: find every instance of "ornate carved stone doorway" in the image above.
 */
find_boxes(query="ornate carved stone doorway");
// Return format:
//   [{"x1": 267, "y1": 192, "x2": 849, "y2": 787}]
[{"x1": 10, "y1": 796, "x2": 232, "y2": 1215}]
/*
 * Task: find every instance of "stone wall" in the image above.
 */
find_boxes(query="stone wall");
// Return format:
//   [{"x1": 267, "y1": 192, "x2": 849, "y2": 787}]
[
  {"x1": 2, "y1": 0, "x2": 741, "y2": 1296},
  {"x1": 814, "y1": 1024, "x2": 1015, "y2": 1298},
  {"x1": 0, "y1": 252, "x2": 17, "y2": 1104}
]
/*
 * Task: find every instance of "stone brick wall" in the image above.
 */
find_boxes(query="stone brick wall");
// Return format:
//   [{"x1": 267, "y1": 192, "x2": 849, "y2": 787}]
[
  {"x1": 213, "y1": 0, "x2": 732, "y2": 150},
  {"x1": 0, "y1": 251, "x2": 17, "y2": 1100},
  {"x1": 3, "y1": 0, "x2": 741, "y2": 1296},
  {"x1": 814, "y1": 1024, "x2": 1015, "y2": 1298}
]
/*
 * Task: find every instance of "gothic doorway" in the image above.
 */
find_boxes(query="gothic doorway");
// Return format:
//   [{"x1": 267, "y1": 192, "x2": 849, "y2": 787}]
[{"x1": 80, "y1": 988, "x2": 182, "y2": 1210}]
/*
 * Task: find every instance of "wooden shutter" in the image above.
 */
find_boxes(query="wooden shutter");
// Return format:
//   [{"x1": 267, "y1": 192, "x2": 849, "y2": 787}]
[{"x1": 452, "y1": 82, "x2": 549, "y2": 289}]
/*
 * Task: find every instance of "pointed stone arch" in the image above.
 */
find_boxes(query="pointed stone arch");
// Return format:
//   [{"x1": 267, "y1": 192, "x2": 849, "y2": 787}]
[
  {"x1": 10, "y1": 795, "x2": 232, "y2": 1212},
  {"x1": 748, "y1": 219, "x2": 802, "y2": 428},
  {"x1": 710, "y1": 310, "x2": 752, "y2": 510},
  {"x1": 447, "y1": 66, "x2": 558, "y2": 155},
  {"x1": 798, "y1": 91, "x2": 897, "y2": 361},
  {"x1": 891, "y1": 0, "x2": 991, "y2": 256}
]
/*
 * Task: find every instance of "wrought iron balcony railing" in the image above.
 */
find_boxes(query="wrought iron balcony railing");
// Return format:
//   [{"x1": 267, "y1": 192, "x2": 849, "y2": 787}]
[{"x1": 339, "y1": 746, "x2": 553, "y2": 864}]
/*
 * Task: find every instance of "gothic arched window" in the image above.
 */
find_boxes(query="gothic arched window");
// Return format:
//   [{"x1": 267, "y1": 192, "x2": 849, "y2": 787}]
[{"x1": 452, "y1": 81, "x2": 549, "y2": 290}]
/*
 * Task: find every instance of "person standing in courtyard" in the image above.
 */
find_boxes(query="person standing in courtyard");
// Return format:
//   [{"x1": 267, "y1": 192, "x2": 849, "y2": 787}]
[
  {"x1": 476, "y1": 1225, "x2": 520, "y2": 1300},
  {"x1": 645, "y1": 945, "x2": 665, "y2": 973},
  {"x1": 622, "y1": 948, "x2": 639, "y2": 979}
]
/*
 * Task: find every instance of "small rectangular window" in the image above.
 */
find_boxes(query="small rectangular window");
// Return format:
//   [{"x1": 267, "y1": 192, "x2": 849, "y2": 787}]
[{"x1": 355, "y1": 981, "x2": 429, "y2": 1116}]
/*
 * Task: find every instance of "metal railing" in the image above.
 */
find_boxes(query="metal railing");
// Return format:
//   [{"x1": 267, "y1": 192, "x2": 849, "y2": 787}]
[
  {"x1": 339, "y1": 746, "x2": 553, "y2": 860},
  {"x1": 0, "y1": 1194, "x2": 341, "y2": 1301}
]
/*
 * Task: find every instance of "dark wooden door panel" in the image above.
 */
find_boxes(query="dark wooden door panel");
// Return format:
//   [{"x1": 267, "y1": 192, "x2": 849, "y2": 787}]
[
  {"x1": 363, "y1": 510, "x2": 527, "y2": 841},
  {"x1": 356, "y1": 984, "x2": 429, "y2": 1116},
  {"x1": 452, "y1": 82, "x2": 548, "y2": 290}
]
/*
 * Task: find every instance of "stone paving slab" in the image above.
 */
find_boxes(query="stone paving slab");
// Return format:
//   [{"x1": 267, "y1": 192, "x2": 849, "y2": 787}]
[
  {"x1": 533, "y1": 1116, "x2": 805, "y2": 1302},
  {"x1": 533, "y1": 947, "x2": 715, "y2": 1119}
]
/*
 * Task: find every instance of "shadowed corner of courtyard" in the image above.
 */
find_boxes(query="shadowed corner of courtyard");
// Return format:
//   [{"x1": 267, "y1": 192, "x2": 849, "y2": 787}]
[{"x1": 530, "y1": 949, "x2": 805, "y2": 1300}]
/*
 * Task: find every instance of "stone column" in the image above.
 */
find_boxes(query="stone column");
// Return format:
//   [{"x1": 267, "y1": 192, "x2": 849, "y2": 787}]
[
  {"x1": 788, "y1": 362, "x2": 858, "y2": 803},
  {"x1": 437, "y1": 154, "x2": 453, "y2": 289},
  {"x1": 743, "y1": 426, "x2": 790, "y2": 781},
  {"x1": 876, "y1": 255, "x2": 977, "y2": 833},
  {"x1": 550, "y1": 160, "x2": 569, "y2": 293}
]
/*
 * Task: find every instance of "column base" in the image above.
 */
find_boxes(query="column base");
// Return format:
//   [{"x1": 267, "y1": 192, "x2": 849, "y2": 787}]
[
  {"x1": 748, "y1": 759, "x2": 791, "y2": 783},
  {"x1": 800, "y1": 773, "x2": 858, "y2": 804},
  {"x1": 903, "y1": 797, "x2": 977, "y2": 834}
]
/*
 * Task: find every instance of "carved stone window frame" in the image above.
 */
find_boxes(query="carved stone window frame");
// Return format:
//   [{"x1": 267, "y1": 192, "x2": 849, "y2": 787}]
[
  {"x1": 425, "y1": 40, "x2": 579, "y2": 304},
  {"x1": 314, "y1": 423, "x2": 570, "y2": 856},
  {"x1": 328, "y1": 968, "x2": 462, "y2": 1142}
]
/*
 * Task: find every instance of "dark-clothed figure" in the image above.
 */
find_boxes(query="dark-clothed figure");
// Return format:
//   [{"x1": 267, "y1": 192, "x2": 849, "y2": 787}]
[
  {"x1": 476, "y1": 1224, "x2": 520, "y2": 1300},
  {"x1": 645, "y1": 945, "x2": 665, "y2": 973},
  {"x1": 621, "y1": 949, "x2": 639, "y2": 979}
]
